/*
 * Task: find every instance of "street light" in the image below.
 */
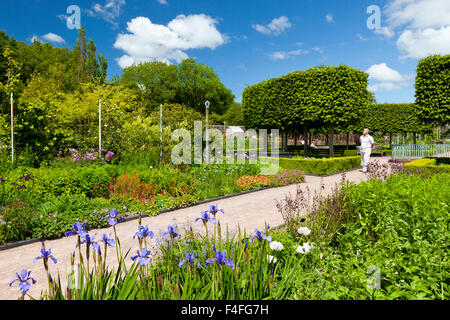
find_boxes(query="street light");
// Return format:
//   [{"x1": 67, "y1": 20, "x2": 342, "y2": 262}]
[{"x1": 205, "y1": 100, "x2": 210, "y2": 164}]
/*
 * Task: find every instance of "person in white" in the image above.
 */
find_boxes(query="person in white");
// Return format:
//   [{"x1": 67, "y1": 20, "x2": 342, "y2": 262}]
[{"x1": 360, "y1": 128, "x2": 374, "y2": 173}]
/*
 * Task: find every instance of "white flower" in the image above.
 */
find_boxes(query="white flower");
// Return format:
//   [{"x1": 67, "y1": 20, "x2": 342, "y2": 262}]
[
  {"x1": 267, "y1": 255, "x2": 277, "y2": 264},
  {"x1": 296, "y1": 242, "x2": 315, "y2": 254},
  {"x1": 297, "y1": 226, "x2": 311, "y2": 236},
  {"x1": 269, "y1": 241, "x2": 284, "y2": 251}
]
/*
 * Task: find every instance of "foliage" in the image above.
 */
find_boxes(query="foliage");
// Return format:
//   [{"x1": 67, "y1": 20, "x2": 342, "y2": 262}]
[
  {"x1": 415, "y1": 54, "x2": 450, "y2": 126},
  {"x1": 277, "y1": 172, "x2": 449, "y2": 299},
  {"x1": 242, "y1": 65, "x2": 369, "y2": 133},
  {"x1": 175, "y1": 58, "x2": 235, "y2": 115},
  {"x1": 275, "y1": 156, "x2": 361, "y2": 175},
  {"x1": 360, "y1": 103, "x2": 432, "y2": 135},
  {"x1": 0, "y1": 200, "x2": 37, "y2": 243},
  {"x1": 403, "y1": 158, "x2": 450, "y2": 175}
]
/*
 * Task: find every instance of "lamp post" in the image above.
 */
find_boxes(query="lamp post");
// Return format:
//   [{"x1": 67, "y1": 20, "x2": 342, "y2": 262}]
[
  {"x1": 205, "y1": 100, "x2": 210, "y2": 164},
  {"x1": 10, "y1": 92, "x2": 14, "y2": 165},
  {"x1": 98, "y1": 99, "x2": 101, "y2": 157},
  {"x1": 160, "y1": 104, "x2": 163, "y2": 164}
]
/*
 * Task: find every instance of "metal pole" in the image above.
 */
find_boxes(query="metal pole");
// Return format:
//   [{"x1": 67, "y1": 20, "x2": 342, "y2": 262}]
[
  {"x1": 10, "y1": 92, "x2": 13, "y2": 165},
  {"x1": 205, "y1": 101, "x2": 210, "y2": 164},
  {"x1": 99, "y1": 99, "x2": 101, "y2": 157},
  {"x1": 160, "y1": 104, "x2": 162, "y2": 164}
]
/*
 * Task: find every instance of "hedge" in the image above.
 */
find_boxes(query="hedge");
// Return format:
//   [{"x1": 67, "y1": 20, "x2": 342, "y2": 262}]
[
  {"x1": 343, "y1": 150, "x2": 358, "y2": 157},
  {"x1": 404, "y1": 158, "x2": 450, "y2": 175},
  {"x1": 242, "y1": 65, "x2": 369, "y2": 133},
  {"x1": 273, "y1": 156, "x2": 361, "y2": 175},
  {"x1": 415, "y1": 54, "x2": 450, "y2": 126},
  {"x1": 361, "y1": 103, "x2": 432, "y2": 135}
]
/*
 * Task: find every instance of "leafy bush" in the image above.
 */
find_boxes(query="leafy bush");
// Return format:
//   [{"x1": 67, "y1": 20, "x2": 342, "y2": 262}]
[
  {"x1": 277, "y1": 172, "x2": 449, "y2": 299},
  {"x1": 0, "y1": 200, "x2": 37, "y2": 244},
  {"x1": 404, "y1": 158, "x2": 450, "y2": 175},
  {"x1": 343, "y1": 150, "x2": 357, "y2": 157},
  {"x1": 236, "y1": 175, "x2": 271, "y2": 190},
  {"x1": 276, "y1": 156, "x2": 361, "y2": 175}
]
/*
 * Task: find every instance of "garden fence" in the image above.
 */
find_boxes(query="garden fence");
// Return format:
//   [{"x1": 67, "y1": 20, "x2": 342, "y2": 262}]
[{"x1": 392, "y1": 144, "x2": 450, "y2": 159}]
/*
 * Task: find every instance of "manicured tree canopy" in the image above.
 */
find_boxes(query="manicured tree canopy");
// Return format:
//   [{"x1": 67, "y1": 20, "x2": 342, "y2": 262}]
[
  {"x1": 242, "y1": 65, "x2": 370, "y2": 156},
  {"x1": 361, "y1": 103, "x2": 433, "y2": 146},
  {"x1": 361, "y1": 103, "x2": 432, "y2": 135},
  {"x1": 415, "y1": 54, "x2": 450, "y2": 126}
]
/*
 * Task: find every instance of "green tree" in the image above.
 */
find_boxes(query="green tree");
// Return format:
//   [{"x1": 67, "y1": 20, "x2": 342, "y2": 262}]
[
  {"x1": 121, "y1": 61, "x2": 178, "y2": 110},
  {"x1": 415, "y1": 54, "x2": 450, "y2": 126},
  {"x1": 175, "y1": 58, "x2": 234, "y2": 115}
]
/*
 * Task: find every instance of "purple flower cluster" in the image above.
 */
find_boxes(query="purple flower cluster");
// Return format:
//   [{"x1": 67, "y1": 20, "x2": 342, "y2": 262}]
[{"x1": 68, "y1": 148, "x2": 114, "y2": 163}]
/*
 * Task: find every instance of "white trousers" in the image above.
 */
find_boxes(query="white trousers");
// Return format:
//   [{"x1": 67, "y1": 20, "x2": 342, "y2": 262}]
[{"x1": 360, "y1": 149, "x2": 371, "y2": 171}]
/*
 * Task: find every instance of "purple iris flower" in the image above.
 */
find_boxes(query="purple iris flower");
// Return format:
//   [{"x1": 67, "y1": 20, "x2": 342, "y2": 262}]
[
  {"x1": 206, "y1": 250, "x2": 235, "y2": 270},
  {"x1": 65, "y1": 221, "x2": 87, "y2": 237},
  {"x1": 0, "y1": 177, "x2": 5, "y2": 182},
  {"x1": 179, "y1": 252, "x2": 200, "y2": 268},
  {"x1": 207, "y1": 204, "x2": 224, "y2": 217},
  {"x1": 250, "y1": 228, "x2": 272, "y2": 243},
  {"x1": 133, "y1": 225, "x2": 154, "y2": 240},
  {"x1": 163, "y1": 225, "x2": 180, "y2": 239},
  {"x1": 33, "y1": 247, "x2": 58, "y2": 264},
  {"x1": 18, "y1": 184, "x2": 27, "y2": 190},
  {"x1": 195, "y1": 211, "x2": 217, "y2": 225},
  {"x1": 92, "y1": 242, "x2": 101, "y2": 255},
  {"x1": 79, "y1": 232, "x2": 96, "y2": 246},
  {"x1": 131, "y1": 248, "x2": 152, "y2": 266},
  {"x1": 9, "y1": 269, "x2": 36, "y2": 295},
  {"x1": 100, "y1": 233, "x2": 115, "y2": 247},
  {"x1": 102, "y1": 209, "x2": 123, "y2": 226}
]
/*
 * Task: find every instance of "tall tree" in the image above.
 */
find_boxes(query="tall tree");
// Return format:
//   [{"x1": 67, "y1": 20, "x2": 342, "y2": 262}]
[
  {"x1": 175, "y1": 58, "x2": 234, "y2": 115},
  {"x1": 121, "y1": 61, "x2": 178, "y2": 110}
]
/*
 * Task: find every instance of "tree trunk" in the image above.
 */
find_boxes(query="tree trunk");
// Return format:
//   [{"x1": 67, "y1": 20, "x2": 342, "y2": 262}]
[
  {"x1": 413, "y1": 132, "x2": 417, "y2": 145},
  {"x1": 389, "y1": 133, "x2": 392, "y2": 149},
  {"x1": 329, "y1": 124, "x2": 334, "y2": 158},
  {"x1": 346, "y1": 133, "x2": 350, "y2": 150}
]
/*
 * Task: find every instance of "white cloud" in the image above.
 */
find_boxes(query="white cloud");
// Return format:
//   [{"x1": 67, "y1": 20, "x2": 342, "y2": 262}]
[
  {"x1": 325, "y1": 14, "x2": 334, "y2": 23},
  {"x1": 397, "y1": 26, "x2": 450, "y2": 58},
  {"x1": 157, "y1": 0, "x2": 168, "y2": 4},
  {"x1": 383, "y1": 0, "x2": 450, "y2": 58},
  {"x1": 252, "y1": 16, "x2": 292, "y2": 35},
  {"x1": 114, "y1": 15, "x2": 227, "y2": 68},
  {"x1": 87, "y1": 0, "x2": 126, "y2": 27},
  {"x1": 269, "y1": 49, "x2": 307, "y2": 60},
  {"x1": 374, "y1": 27, "x2": 395, "y2": 38},
  {"x1": 31, "y1": 33, "x2": 65, "y2": 44},
  {"x1": 385, "y1": 0, "x2": 450, "y2": 29},
  {"x1": 366, "y1": 63, "x2": 409, "y2": 92},
  {"x1": 41, "y1": 33, "x2": 66, "y2": 43},
  {"x1": 311, "y1": 46, "x2": 323, "y2": 53}
]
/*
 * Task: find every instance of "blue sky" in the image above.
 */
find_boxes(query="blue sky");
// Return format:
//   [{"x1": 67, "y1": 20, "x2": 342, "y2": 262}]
[{"x1": 1, "y1": 0, "x2": 450, "y2": 104}]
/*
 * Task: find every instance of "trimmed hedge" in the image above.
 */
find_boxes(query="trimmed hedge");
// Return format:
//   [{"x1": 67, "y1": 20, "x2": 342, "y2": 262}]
[
  {"x1": 242, "y1": 65, "x2": 370, "y2": 132},
  {"x1": 343, "y1": 150, "x2": 358, "y2": 157},
  {"x1": 404, "y1": 158, "x2": 450, "y2": 175},
  {"x1": 415, "y1": 54, "x2": 450, "y2": 126},
  {"x1": 361, "y1": 103, "x2": 432, "y2": 135},
  {"x1": 276, "y1": 156, "x2": 361, "y2": 175}
]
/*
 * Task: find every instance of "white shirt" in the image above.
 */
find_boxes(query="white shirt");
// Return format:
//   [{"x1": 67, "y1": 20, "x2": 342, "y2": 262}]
[{"x1": 360, "y1": 134, "x2": 374, "y2": 150}]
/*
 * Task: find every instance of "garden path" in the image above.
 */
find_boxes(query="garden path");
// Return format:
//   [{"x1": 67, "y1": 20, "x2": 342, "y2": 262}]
[{"x1": 0, "y1": 157, "x2": 391, "y2": 300}]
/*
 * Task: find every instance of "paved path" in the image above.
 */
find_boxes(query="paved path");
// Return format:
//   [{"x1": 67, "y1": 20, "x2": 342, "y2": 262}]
[{"x1": 0, "y1": 157, "x2": 391, "y2": 300}]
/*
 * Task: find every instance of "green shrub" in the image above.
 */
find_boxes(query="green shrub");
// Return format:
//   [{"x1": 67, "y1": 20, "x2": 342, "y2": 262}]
[
  {"x1": 383, "y1": 149, "x2": 392, "y2": 156},
  {"x1": 404, "y1": 158, "x2": 450, "y2": 175},
  {"x1": 275, "y1": 156, "x2": 361, "y2": 175},
  {"x1": 0, "y1": 200, "x2": 37, "y2": 244},
  {"x1": 343, "y1": 150, "x2": 358, "y2": 157}
]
